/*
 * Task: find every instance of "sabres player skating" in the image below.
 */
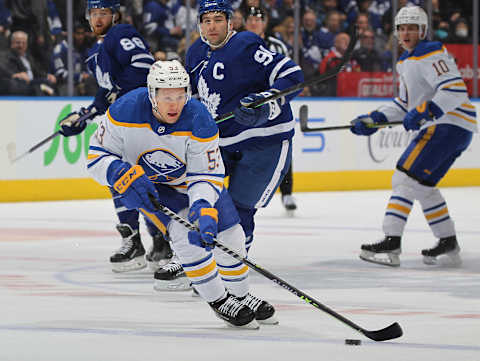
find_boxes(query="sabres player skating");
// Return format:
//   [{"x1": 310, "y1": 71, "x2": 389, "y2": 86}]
[
  {"x1": 350, "y1": 5, "x2": 477, "y2": 267},
  {"x1": 58, "y1": 0, "x2": 173, "y2": 272},
  {"x1": 87, "y1": 60, "x2": 277, "y2": 328},
  {"x1": 156, "y1": 0, "x2": 303, "y2": 280}
]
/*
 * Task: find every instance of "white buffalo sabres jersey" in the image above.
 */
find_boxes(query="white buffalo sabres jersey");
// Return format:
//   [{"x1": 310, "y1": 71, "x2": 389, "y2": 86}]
[
  {"x1": 87, "y1": 87, "x2": 224, "y2": 207},
  {"x1": 378, "y1": 41, "x2": 477, "y2": 133}
]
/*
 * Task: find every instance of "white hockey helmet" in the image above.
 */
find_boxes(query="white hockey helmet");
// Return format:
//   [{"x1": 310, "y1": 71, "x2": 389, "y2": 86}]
[
  {"x1": 394, "y1": 6, "x2": 428, "y2": 40},
  {"x1": 147, "y1": 60, "x2": 191, "y2": 110}
]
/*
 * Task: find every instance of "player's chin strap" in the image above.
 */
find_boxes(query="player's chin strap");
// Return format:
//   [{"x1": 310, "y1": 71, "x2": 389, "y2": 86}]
[{"x1": 146, "y1": 193, "x2": 403, "y2": 342}]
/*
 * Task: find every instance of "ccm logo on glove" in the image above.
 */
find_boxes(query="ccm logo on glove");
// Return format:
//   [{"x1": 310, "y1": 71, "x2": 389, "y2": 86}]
[{"x1": 114, "y1": 165, "x2": 145, "y2": 194}]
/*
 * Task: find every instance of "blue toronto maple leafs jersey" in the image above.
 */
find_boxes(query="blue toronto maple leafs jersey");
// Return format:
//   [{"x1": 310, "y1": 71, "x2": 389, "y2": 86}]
[
  {"x1": 86, "y1": 24, "x2": 154, "y2": 97},
  {"x1": 186, "y1": 31, "x2": 304, "y2": 151}
]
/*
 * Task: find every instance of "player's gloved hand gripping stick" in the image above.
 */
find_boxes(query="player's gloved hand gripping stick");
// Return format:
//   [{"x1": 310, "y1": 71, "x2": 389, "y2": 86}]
[
  {"x1": 9, "y1": 108, "x2": 98, "y2": 164},
  {"x1": 147, "y1": 193, "x2": 403, "y2": 342}
]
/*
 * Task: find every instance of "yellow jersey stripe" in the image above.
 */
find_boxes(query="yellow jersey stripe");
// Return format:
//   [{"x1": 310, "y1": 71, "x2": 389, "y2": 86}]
[
  {"x1": 87, "y1": 154, "x2": 100, "y2": 160},
  {"x1": 397, "y1": 48, "x2": 445, "y2": 64},
  {"x1": 139, "y1": 208, "x2": 167, "y2": 234},
  {"x1": 461, "y1": 103, "x2": 475, "y2": 109},
  {"x1": 170, "y1": 131, "x2": 219, "y2": 143},
  {"x1": 425, "y1": 207, "x2": 448, "y2": 220},
  {"x1": 442, "y1": 82, "x2": 466, "y2": 89},
  {"x1": 185, "y1": 260, "x2": 217, "y2": 278},
  {"x1": 107, "y1": 109, "x2": 152, "y2": 129},
  {"x1": 402, "y1": 126, "x2": 436, "y2": 170},
  {"x1": 447, "y1": 111, "x2": 477, "y2": 124},
  {"x1": 387, "y1": 203, "x2": 411, "y2": 215},
  {"x1": 218, "y1": 265, "x2": 249, "y2": 276}
]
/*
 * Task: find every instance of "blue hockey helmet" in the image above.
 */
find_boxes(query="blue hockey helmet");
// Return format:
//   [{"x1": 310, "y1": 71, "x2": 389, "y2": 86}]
[
  {"x1": 198, "y1": 0, "x2": 233, "y2": 21},
  {"x1": 86, "y1": 0, "x2": 120, "y2": 18}
]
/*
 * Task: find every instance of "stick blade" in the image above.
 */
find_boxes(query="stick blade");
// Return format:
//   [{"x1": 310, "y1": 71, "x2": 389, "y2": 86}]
[
  {"x1": 299, "y1": 104, "x2": 309, "y2": 132},
  {"x1": 361, "y1": 322, "x2": 403, "y2": 341}
]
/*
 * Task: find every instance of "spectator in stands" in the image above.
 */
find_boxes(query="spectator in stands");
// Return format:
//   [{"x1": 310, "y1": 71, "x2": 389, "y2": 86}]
[
  {"x1": 276, "y1": 0, "x2": 295, "y2": 22},
  {"x1": 173, "y1": 0, "x2": 198, "y2": 36},
  {"x1": 317, "y1": 10, "x2": 343, "y2": 54},
  {"x1": 263, "y1": 0, "x2": 281, "y2": 30},
  {"x1": 317, "y1": 32, "x2": 358, "y2": 95},
  {"x1": 447, "y1": 18, "x2": 471, "y2": 44},
  {"x1": 0, "y1": 30, "x2": 56, "y2": 95},
  {"x1": 232, "y1": 8, "x2": 245, "y2": 32},
  {"x1": 301, "y1": 9, "x2": 323, "y2": 71},
  {"x1": 50, "y1": 23, "x2": 95, "y2": 96},
  {"x1": 273, "y1": 16, "x2": 298, "y2": 54},
  {"x1": 351, "y1": 28, "x2": 381, "y2": 72},
  {"x1": 6, "y1": 0, "x2": 53, "y2": 74},
  {"x1": 356, "y1": 11, "x2": 385, "y2": 53},
  {"x1": 311, "y1": 0, "x2": 357, "y2": 30},
  {"x1": 47, "y1": 0, "x2": 62, "y2": 37},
  {"x1": 143, "y1": 0, "x2": 181, "y2": 52}
]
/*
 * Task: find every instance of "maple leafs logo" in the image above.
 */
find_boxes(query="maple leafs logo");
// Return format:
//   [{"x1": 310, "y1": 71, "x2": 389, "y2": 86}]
[{"x1": 198, "y1": 75, "x2": 221, "y2": 118}]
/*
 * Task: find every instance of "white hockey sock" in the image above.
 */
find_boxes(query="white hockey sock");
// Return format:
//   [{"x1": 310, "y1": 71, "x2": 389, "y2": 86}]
[
  {"x1": 418, "y1": 188, "x2": 456, "y2": 238},
  {"x1": 382, "y1": 191, "x2": 414, "y2": 236},
  {"x1": 214, "y1": 225, "x2": 249, "y2": 297}
]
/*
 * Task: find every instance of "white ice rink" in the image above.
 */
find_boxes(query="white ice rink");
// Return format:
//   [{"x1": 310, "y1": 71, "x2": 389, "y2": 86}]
[{"x1": 1, "y1": 188, "x2": 479, "y2": 361}]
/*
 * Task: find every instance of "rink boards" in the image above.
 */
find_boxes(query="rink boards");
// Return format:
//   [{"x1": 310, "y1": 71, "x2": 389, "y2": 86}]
[{"x1": 0, "y1": 97, "x2": 479, "y2": 202}]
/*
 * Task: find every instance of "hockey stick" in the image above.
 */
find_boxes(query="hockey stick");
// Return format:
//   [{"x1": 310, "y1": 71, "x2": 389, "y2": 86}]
[
  {"x1": 10, "y1": 111, "x2": 98, "y2": 164},
  {"x1": 299, "y1": 104, "x2": 403, "y2": 132},
  {"x1": 147, "y1": 193, "x2": 403, "y2": 342},
  {"x1": 214, "y1": 26, "x2": 358, "y2": 125}
]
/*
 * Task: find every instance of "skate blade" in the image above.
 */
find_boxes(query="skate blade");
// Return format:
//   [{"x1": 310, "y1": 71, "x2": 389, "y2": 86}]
[
  {"x1": 360, "y1": 251, "x2": 400, "y2": 267},
  {"x1": 224, "y1": 319, "x2": 260, "y2": 330},
  {"x1": 258, "y1": 316, "x2": 279, "y2": 325},
  {"x1": 146, "y1": 258, "x2": 172, "y2": 272},
  {"x1": 423, "y1": 250, "x2": 462, "y2": 267},
  {"x1": 111, "y1": 257, "x2": 147, "y2": 273},
  {"x1": 153, "y1": 277, "x2": 192, "y2": 292}
]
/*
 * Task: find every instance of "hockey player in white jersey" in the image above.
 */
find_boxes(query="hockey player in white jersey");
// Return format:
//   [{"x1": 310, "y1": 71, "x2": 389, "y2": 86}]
[
  {"x1": 350, "y1": 5, "x2": 477, "y2": 267},
  {"x1": 87, "y1": 60, "x2": 277, "y2": 328}
]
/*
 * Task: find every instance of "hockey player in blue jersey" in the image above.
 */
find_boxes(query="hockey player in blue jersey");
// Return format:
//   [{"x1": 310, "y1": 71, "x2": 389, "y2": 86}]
[
  {"x1": 87, "y1": 60, "x2": 277, "y2": 328},
  {"x1": 159, "y1": 0, "x2": 303, "y2": 276},
  {"x1": 350, "y1": 6, "x2": 477, "y2": 267},
  {"x1": 58, "y1": 0, "x2": 172, "y2": 273}
]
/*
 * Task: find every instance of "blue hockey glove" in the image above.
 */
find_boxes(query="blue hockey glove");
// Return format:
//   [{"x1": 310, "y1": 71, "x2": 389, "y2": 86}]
[
  {"x1": 107, "y1": 161, "x2": 159, "y2": 213},
  {"x1": 403, "y1": 101, "x2": 443, "y2": 131},
  {"x1": 187, "y1": 199, "x2": 218, "y2": 251},
  {"x1": 233, "y1": 90, "x2": 283, "y2": 127},
  {"x1": 350, "y1": 111, "x2": 387, "y2": 136},
  {"x1": 59, "y1": 106, "x2": 96, "y2": 137},
  {"x1": 93, "y1": 87, "x2": 119, "y2": 115}
]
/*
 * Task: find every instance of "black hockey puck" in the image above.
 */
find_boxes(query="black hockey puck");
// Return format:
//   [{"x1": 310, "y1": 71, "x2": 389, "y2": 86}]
[{"x1": 345, "y1": 339, "x2": 361, "y2": 345}]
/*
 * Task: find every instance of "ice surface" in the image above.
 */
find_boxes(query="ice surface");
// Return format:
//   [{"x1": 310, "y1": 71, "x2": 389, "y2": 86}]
[{"x1": 1, "y1": 188, "x2": 479, "y2": 360}]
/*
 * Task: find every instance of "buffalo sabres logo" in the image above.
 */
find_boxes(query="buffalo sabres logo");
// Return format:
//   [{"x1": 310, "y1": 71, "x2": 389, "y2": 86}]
[{"x1": 138, "y1": 149, "x2": 186, "y2": 183}]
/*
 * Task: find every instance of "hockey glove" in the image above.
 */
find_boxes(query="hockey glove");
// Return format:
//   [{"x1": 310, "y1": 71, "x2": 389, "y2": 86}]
[
  {"x1": 350, "y1": 111, "x2": 387, "y2": 136},
  {"x1": 107, "y1": 161, "x2": 159, "y2": 213},
  {"x1": 187, "y1": 199, "x2": 218, "y2": 252},
  {"x1": 403, "y1": 100, "x2": 443, "y2": 131},
  {"x1": 59, "y1": 106, "x2": 97, "y2": 137},
  {"x1": 233, "y1": 90, "x2": 283, "y2": 127},
  {"x1": 92, "y1": 87, "x2": 119, "y2": 115}
]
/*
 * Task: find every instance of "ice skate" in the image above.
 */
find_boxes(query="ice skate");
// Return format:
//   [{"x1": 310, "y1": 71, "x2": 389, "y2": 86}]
[
  {"x1": 110, "y1": 224, "x2": 147, "y2": 273},
  {"x1": 153, "y1": 255, "x2": 191, "y2": 291},
  {"x1": 209, "y1": 293, "x2": 259, "y2": 329},
  {"x1": 282, "y1": 194, "x2": 297, "y2": 217},
  {"x1": 359, "y1": 236, "x2": 401, "y2": 267},
  {"x1": 422, "y1": 236, "x2": 461, "y2": 266},
  {"x1": 237, "y1": 292, "x2": 278, "y2": 325},
  {"x1": 146, "y1": 232, "x2": 173, "y2": 271}
]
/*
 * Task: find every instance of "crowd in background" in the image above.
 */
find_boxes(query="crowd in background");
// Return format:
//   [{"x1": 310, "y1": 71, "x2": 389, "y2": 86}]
[{"x1": 0, "y1": 0, "x2": 474, "y2": 97}]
